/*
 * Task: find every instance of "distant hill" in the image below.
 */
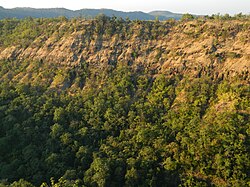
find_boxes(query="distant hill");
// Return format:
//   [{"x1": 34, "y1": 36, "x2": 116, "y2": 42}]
[
  {"x1": 149, "y1": 10, "x2": 183, "y2": 20},
  {"x1": 0, "y1": 6, "x2": 183, "y2": 20}
]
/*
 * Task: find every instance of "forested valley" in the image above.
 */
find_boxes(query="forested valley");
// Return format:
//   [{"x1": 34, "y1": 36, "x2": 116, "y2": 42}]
[{"x1": 0, "y1": 14, "x2": 249, "y2": 186}]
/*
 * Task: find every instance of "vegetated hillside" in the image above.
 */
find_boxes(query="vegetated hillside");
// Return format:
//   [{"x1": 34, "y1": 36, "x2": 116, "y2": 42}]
[
  {"x1": 0, "y1": 15, "x2": 249, "y2": 187},
  {"x1": 0, "y1": 6, "x2": 182, "y2": 20}
]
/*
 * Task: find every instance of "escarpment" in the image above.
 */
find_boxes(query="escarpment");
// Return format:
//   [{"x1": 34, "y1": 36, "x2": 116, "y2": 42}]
[
  {"x1": 0, "y1": 17, "x2": 249, "y2": 89},
  {"x1": 0, "y1": 16, "x2": 250, "y2": 187}
]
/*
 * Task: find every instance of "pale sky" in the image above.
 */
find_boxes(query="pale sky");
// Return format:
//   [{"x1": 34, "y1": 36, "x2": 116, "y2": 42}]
[{"x1": 1, "y1": 0, "x2": 250, "y2": 15}]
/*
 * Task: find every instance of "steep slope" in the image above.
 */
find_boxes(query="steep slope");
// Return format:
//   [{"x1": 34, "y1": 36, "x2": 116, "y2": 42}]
[
  {"x1": 0, "y1": 17, "x2": 249, "y2": 187},
  {"x1": 0, "y1": 17, "x2": 249, "y2": 84}
]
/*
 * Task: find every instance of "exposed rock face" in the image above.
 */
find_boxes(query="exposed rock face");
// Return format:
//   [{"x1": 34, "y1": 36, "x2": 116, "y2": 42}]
[{"x1": 0, "y1": 19, "x2": 249, "y2": 84}]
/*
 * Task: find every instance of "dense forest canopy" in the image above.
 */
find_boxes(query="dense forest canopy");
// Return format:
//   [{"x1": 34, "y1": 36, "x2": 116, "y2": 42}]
[{"x1": 0, "y1": 15, "x2": 249, "y2": 186}]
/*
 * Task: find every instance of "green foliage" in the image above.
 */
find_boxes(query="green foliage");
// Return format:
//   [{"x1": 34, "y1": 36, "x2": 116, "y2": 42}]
[
  {"x1": 0, "y1": 17, "x2": 249, "y2": 187},
  {"x1": 181, "y1": 13, "x2": 195, "y2": 21}
]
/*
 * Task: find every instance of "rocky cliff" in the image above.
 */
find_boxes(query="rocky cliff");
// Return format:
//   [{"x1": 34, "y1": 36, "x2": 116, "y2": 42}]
[{"x1": 0, "y1": 17, "x2": 249, "y2": 89}]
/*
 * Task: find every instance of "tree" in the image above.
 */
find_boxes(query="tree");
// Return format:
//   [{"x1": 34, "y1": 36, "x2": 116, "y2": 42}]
[{"x1": 181, "y1": 13, "x2": 195, "y2": 21}]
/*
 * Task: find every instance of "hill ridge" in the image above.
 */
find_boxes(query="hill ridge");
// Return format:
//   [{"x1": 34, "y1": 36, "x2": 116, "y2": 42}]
[{"x1": 0, "y1": 6, "x2": 183, "y2": 20}]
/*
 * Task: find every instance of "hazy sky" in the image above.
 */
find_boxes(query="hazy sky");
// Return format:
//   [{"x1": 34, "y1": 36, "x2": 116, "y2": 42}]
[{"x1": 1, "y1": 0, "x2": 250, "y2": 15}]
